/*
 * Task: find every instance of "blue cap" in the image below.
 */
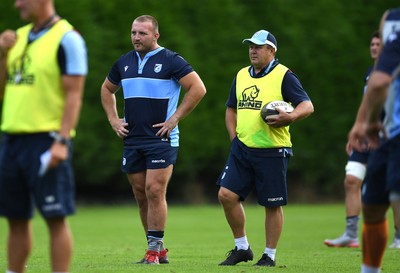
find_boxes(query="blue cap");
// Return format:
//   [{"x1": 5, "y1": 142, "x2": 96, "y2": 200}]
[{"x1": 242, "y1": 30, "x2": 278, "y2": 52}]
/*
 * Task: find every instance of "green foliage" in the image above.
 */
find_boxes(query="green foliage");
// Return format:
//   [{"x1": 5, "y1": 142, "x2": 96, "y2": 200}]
[
  {"x1": 0, "y1": 204, "x2": 398, "y2": 272},
  {"x1": 1, "y1": 0, "x2": 399, "y2": 200}
]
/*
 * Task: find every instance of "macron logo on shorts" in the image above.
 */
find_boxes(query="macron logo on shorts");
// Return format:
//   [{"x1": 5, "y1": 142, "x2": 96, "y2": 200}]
[
  {"x1": 268, "y1": 197, "x2": 284, "y2": 202},
  {"x1": 151, "y1": 159, "x2": 166, "y2": 163},
  {"x1": 42, "y1": 195, "x2": 62, "y2": 212}
]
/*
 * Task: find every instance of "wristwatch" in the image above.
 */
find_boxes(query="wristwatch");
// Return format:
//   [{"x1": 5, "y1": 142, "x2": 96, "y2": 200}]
[{"x1": 49, "y1": 131, "x2": 70, "y2": 145}]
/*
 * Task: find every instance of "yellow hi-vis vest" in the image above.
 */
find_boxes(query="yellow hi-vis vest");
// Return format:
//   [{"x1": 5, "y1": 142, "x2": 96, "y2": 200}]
[
  {"x1": 1, "y1": 19, "x2": 73, "y2": 133},
  {"x1": 235, "y1": 64, "x2": 292, "y2": 148}
]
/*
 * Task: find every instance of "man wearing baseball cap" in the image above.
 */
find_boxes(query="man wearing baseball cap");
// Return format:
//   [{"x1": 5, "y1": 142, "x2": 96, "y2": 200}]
[
  {"x1": 217, "y1": 30, "x2": 314, "y2": 267},
  {"x1": 242, "y1": 29, "x2": 278, "y2": 51}
]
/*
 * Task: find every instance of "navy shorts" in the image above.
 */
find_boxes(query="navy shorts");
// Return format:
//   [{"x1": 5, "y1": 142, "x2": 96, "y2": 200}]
[
  {"x1": 0, "y1": 133, "x2": 75, "y2": 219},
  {"x1": 348, "y1": 150, "x2": 369, "y2": 164},
  {"x1": 362, "y1": 135, "x2": 400, "y2": 205},
  {"x1": 217, "y1": 137, "x2": 291, "y2": 207},
  {"x1": 121, "y1": 142, "x2": 179, "y2": 173}
]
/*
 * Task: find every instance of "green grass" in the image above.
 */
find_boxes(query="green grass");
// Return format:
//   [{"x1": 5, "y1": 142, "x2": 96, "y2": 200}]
[{"x1": 0, "y1": 204, "x2": 398, "y2": 272}]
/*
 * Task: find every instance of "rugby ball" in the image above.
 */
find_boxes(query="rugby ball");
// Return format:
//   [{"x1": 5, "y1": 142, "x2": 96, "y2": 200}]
[{"x1": 260, "y1": 100, "x2": 294, "y2": 122}]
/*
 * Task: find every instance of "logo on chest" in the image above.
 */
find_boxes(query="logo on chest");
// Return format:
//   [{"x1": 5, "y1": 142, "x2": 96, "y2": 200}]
[
  {"x1": 154, "y1": 64, "x2": 163, "y2": 73},
  {"x1": 238, "y1": 85, "x2": 263, "y2": 110}
]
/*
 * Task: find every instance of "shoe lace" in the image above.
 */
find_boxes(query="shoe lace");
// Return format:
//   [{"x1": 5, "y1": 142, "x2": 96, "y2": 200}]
[
  {"x1": 145, "y1": 251, "x2": 159, "y2": 263},
  {"x1": 224, "y1": 249, "x2": 234, "y2": 257},
  {"x1": 224, "y1": 248, "x2": 238, "y2": 260}
]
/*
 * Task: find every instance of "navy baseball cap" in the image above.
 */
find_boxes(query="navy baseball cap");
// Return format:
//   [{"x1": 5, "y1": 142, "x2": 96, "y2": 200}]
[{"x1": 242, "y1": 30, "x2": 277, "y2": 52}]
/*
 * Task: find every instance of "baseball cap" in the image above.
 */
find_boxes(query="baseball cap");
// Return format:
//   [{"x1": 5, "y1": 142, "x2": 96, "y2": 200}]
[{"x1": 242, "y1": 30, "x2": 278, "y2": 51}]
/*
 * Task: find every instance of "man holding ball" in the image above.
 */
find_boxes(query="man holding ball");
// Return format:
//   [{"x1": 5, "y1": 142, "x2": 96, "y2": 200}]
[{"x1": 217, "y1": 29, "x2": 314, "y2": 267}]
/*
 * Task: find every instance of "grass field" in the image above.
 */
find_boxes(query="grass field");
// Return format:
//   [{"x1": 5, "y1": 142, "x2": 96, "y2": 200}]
[{"x1": 0, "y1": 204, "x2": 398, "y2": 272}]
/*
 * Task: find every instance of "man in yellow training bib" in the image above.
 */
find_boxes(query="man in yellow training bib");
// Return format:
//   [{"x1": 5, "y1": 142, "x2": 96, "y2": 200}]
[
  {"x1": 217, "y1": 29, "x2": 314, "y2": 267},
  {"x1": 0, "y1": 0, "x2": 87, "y2": 272}
]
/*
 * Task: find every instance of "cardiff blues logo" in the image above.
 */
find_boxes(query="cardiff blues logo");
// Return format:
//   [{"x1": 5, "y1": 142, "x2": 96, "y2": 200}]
[{"x1": 154, "y1": 64, "x2": 162, "y2": 73}]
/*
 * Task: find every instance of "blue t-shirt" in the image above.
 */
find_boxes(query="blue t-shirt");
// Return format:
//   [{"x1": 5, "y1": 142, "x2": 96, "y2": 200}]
[
  {"x1": 377, "y1": 8, "x2": 400, "y2": 139},
  {"x1": 107, "y1": 47, "x2": 193, "y2": 147}
]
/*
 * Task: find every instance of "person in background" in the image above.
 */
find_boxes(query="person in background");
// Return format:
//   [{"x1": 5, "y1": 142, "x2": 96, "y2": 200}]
[
  {"x1": 0, "y1": 0, "x2": 88, "y2": 272},
  {"x1": 217, "y1": 29, "x2": 314, "y2": 267},
  {"x1": 348, "y1": 7, "x2": 400, "y2": 273},
  {"x1": 324, "y1": 31, "x2": 400, "y2": 249},
  {"x1": 100, "y1": 15, "x2": 206, "y2": 265}
]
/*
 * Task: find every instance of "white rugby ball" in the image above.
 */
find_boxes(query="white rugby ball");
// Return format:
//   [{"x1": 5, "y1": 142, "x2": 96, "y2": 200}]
[{"x1": 260, "y1": 100, "x2": 294, "y2": 122}]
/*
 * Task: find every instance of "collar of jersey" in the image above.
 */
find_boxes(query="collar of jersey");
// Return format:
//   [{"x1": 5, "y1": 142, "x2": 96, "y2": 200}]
[
  {"x1": 250, "y1": 58, "x2": 279, "y2": 78},
  {"x1": 136, "y1": 47, "x2": 165, "y2": 73}
]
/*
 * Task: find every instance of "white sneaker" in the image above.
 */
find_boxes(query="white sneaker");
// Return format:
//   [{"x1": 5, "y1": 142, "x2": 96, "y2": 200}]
[
  {"x1": 324, "y1": 233, "x2": 359, "y2": 248},
  {"x1": 389, "y1": 238, "x2": 400, "y2": 249}
]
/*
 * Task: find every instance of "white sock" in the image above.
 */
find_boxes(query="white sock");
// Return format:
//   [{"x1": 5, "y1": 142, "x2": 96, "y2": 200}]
[
  {"x1": 361, "y1": 264, "x2": 380, "y2": 273},
  {"x1": 234, "y1": 236, "x2": 249, "y2": 250},
  {"x1": 6, "y1": 270, "x2": 18, "y2": 273},
  {"x1": 264, "y1": 247, "x2": 276, "y2": 261}
]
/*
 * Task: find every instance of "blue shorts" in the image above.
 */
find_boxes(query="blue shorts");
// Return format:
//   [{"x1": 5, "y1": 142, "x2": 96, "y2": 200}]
[
  {"x1": 0, "y1": 133, "x2": 75, "y2": 219},
  {"x1": 362, "y1": 135, "x2": 400, "y2": 205},
  {"x1": 217, "y1": 137, "x2": 292, "y2": 207},
  {"x1": 121, "y1": 142, "x2": 179, "y2": 173},
  {"x1": 348, "y1": 150, "x2": 369, "y2": 164}
]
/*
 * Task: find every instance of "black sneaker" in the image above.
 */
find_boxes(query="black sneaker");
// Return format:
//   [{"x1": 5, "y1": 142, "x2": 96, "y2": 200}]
[
  {"x1": 254, "y1": 253, "x2": 276, "y2": 267},
  {"x1": 219, "y1": 246, "x2": 254, "y2": 266}
]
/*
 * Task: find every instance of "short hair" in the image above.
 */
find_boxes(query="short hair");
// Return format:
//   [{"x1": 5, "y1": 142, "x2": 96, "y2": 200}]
[
  {"x1": 371, "y1": 30, "x2": 380, "y2": 39},
  {"x1": 134, "y1": 15, "x2": 159, "y2": 33}
]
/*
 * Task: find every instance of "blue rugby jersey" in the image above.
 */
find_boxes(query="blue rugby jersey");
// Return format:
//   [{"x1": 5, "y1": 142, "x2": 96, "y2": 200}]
[
  {"x1": 107, "y1": 47, "x2": 193, "y2": 147},
  {"x1": 377, "y1": 8, "x2": 400, "y2": 139}
]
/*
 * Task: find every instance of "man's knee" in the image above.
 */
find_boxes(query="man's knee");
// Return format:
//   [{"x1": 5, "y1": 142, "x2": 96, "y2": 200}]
[
  {"x1": 344, "y1": 174, "x2": 363, "y2": 191},
  {"x1": 218, "y1": 187, "x2": 239, "y2": 204},
  {"x1": 363, "y1": 204, "x2": 389, "y2": 223},
  {"x1": 345, "y1": 161, "x2": 366, "y2": 181},
  {"x1": 145, "y1": 183, "x2": 166, "y2": 201}
]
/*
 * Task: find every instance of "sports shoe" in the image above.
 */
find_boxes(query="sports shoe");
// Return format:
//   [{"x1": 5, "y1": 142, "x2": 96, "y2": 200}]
[
  {"x1": 389, "y1": 238, "x2": 400, "y2": 249},
  {"x1": 136, "y1": 248, "x2": 169, "y2": 264},
  {"x1": 219, "y1": 246, "x2": 254, "y2": 266},
  {"x1": 143, "y1": 250, "x2": 159, "y2": 265},
  {"x1": 324, "y1": 233, "x2": 359, "y2": 248},
  {"x1": 253, "y1": 253, "x2": 276, "y2": 267},
  {"x1": 159, "y1": 248, "x2": 169, "y2": 263}
]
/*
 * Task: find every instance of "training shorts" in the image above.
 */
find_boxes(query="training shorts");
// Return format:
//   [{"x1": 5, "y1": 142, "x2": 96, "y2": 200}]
[
  {"x1": 217, "y1": 137, "x2": 292, "y2": 207},
  {"x1": 362, "y1": 135, "x2": 400, "y2": 205},
  {"x1": 348, "y1": 150, "x2": 369, "y2": 164},
  {"x1": 0, "y1": 133, "x2": 75, "y2": 219},
  {"x1": 121, "y1": 141, "x2": 179, "y2": 173}
]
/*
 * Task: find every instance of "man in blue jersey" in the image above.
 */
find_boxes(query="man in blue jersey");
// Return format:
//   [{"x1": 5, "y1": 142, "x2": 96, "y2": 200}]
[
  {"x1": 325, "y1": 31, "x2": 380, "y2": 248},
  {"x1": 101, "y1": 15, "x2": 206, "y2": 265},
  {"x1": 348, "y1": 7, "x2": 400, "y2": 273},
  {"x1": 325, "y1": 31, "x2": 400, "y2": 249},
  {"x1": 0, "y1": 0, "x2": 87, "y2": 272},
  {"x1": 217, "y1": 30, "x2": 313, "y2": 267}
]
